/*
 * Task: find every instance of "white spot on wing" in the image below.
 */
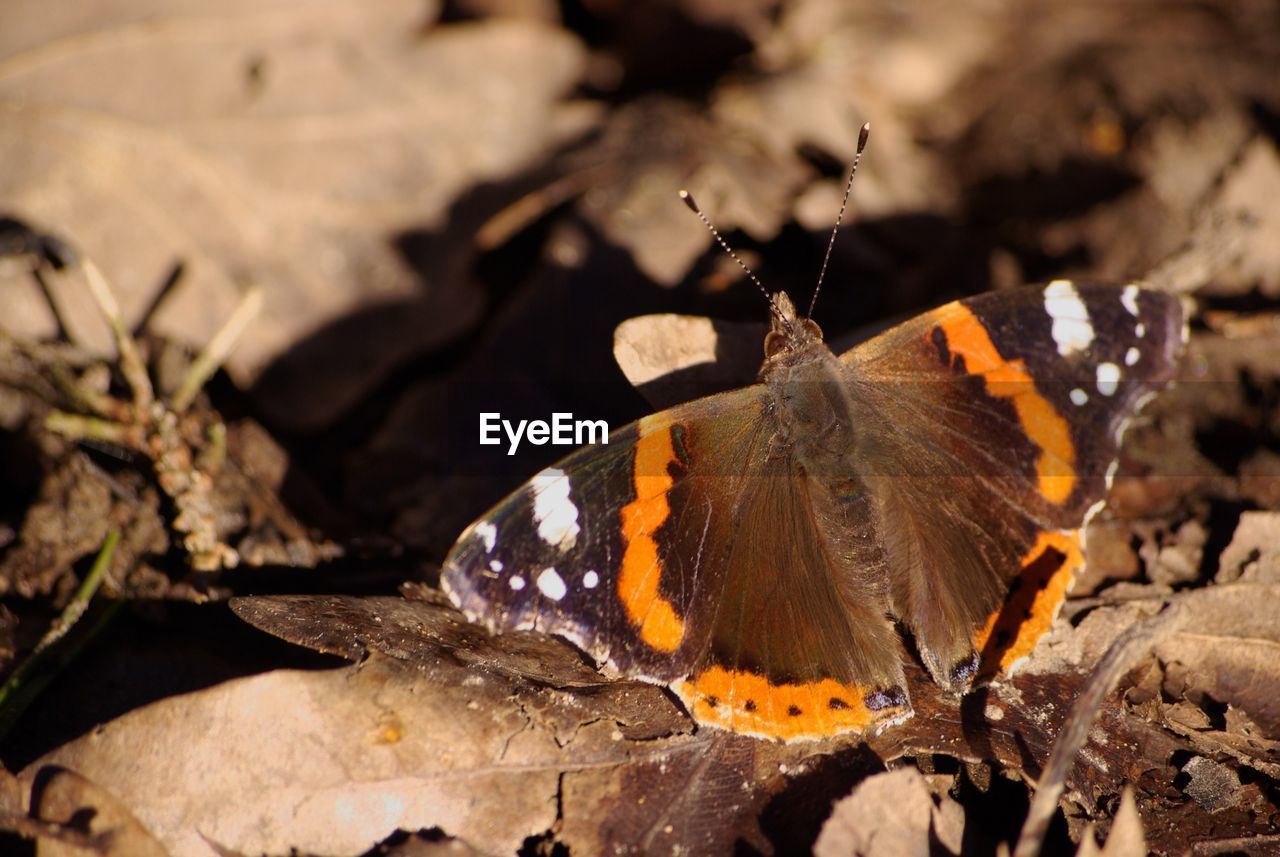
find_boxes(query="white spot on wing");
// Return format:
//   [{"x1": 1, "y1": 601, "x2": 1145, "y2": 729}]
[
  {"x1": 583, "y1": 570, "x2": 600, "y2": 589},
  {"x1": 1069, "y1": 388, "x2": 1089, "y2": 406},
  {"x1": 488, "y1": 558, "x2": 503, "y2": 572},
  {"x1": 537, "y1": 567, "x2": 567, "y2": 601},
  {"x1": 1135, "y1": 322, "x2": 1146, "y2": 338},
  {"x1": 1125, "y1": 346, "x2": 1140, "y2": 366},
  {"x1": 509, "y1": 575, "x2": 526, "y2": 591},
  {"x1": 1044, "y1": 280, "x2": 1095, "y2": 357},
  {"x1": 1096, "y1": 362, "x2": 1121, "y2": 396},
  {"x1": 531, "y1": 468, "x2": 580, "y2": 552},
  {"x1": 473, "y1": 521, "x2": 497, "y2": 553},
  {"x1": 1121, "y1": 284, "x2": 1140, "y2": 317}
]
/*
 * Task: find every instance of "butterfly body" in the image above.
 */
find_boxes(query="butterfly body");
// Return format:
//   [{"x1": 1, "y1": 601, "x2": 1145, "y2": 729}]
[{"x1": 443, "y1": 281, "x2": 1185, "y2": 741}]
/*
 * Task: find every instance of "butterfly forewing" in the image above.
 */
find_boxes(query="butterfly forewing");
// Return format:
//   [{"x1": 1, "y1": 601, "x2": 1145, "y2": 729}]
[
  {"x1": 445, "y1": 386, "x2": 777, "y2": 682},
  {"x1": 843, "y1": 282, "x2": 1185, "y2": 686}
]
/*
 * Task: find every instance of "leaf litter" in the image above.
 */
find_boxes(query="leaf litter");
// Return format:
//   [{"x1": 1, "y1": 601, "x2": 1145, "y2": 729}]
[{"x1": 0, "y1": 0, "x2": 1278, "y2": 855}]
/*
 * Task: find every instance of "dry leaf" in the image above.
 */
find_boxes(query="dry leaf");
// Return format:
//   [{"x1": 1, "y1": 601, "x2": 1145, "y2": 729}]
[
  {"x1": 29, "y1": 767, "x2": 169, "y2": 857},
  {"x1": 571, "y1": 96, "x2": 810, "y2": 286},
  {"x1": 1075, "y1": 787, "x2": 1145, "y2": 857},
  {"x1": 813, "y1": 767, "x2": 963, "y2": 857},
  {"x1": 23, "y1": 655, "x2": 566, "y2": 856},
  {"x1": 0, "y1": 1, "x2": 594, "y2": 429},
  {"x1": 22, "y1": 593, "x2": 889, "y2": 856},
  {"x1": 1201, "y1": 139, "x2": 1280, "y2": 298},
  {"x1": 1180, "y1": 757, "x2": 1243, "y2": 814},
  {"x1": 612, "y1": 313, "x2": 765, "y2": 409}
]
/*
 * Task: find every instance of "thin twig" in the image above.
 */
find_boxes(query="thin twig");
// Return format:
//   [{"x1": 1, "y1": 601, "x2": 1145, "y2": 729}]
[
  {"x1": 171, "y1": 285, "x2": 262, "y2": 413},
  {"x1": 49, "y1": 364, "x2": 124, "y2": 420},
  {"x1": 43, "y1": 411, "x2": 143, "y2": 448},
  {"x1": 1013, "y1": 602, "x2": 1186, "y2": 857},
  {"x1": 80, "y1": 259, "x2": 154, "y2": 410},
  {"x1": 0, "y1": 530, "x2": 122, "y2": 742},
  {"x1": 34, "y1": 529, "x2": 121, "y2": 655}
]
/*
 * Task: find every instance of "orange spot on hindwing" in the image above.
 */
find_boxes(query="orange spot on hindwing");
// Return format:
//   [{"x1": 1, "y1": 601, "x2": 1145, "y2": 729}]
[
  {"x1": 974, "y1": 530, "x2": 1081, "y2": 676},
  {"x1": 673, "y1": 666, "x2": 909, "y2": 741},
  {"x1": 933, "y1": 303, "x2": 1077, "y2": 505},
  {"x1": 618, "y1": 414, "x2": 686, "y2": 652}
]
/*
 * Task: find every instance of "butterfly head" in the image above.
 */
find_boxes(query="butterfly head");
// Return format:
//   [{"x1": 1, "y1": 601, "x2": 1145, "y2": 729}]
[
  {"x1": 764, "y1": 291, "x2": 825, "y2": 359},
  {"x1": 681, "y1": 123, "x2": 870, "y2": 366}
]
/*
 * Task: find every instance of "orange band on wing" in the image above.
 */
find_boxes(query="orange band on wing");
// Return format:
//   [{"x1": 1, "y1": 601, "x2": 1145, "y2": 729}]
[
  {"x1": 975, "y1": 530, "x2": 1081, "y2": 675},
  {"x1": 618, "y1": 414, "x2": 686, "y2": 652},
  {"x1": 674, "y1": 666, "x2": 904, "y2": 741},
  {"x1": 933, "y1": 302, "x2": 1077, "y2": 505}
]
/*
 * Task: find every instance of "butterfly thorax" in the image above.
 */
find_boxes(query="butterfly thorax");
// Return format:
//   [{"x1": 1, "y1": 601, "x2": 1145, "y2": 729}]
[{"x1": 759, "y1": 293, "x2": 862, "y2": 475}]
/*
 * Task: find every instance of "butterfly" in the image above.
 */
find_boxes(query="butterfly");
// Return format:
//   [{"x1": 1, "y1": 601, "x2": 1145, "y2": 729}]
[{"x1": 441, "y1": 266, "x2": 1185, "y2": 741}]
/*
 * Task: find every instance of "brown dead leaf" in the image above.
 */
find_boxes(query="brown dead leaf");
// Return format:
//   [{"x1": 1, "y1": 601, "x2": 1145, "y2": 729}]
[
  {"x1": 1155, "y1": 633, "x2": 1280, "y2": 739},
  {"x1": 30, "y1": 766, "x2": 169, "y2": 857},
  {"x1": 718, "y1": 0, "x2": 982, "y2": 217},
  {"x1": 1200, "y1": 139, "x2": 1280, "y2": 298},
  {"x1": 1179, "y1": 757, "x2": 1243, "y2": 815},
  {"x1": 813, "y1": 767, "x2": 963, "y2": 857},
  {"x1": 0, "y1": 2, "x2": 594, "y2": 429},
  {"x1": 233, "y1": 593, "x2": 891, "y2": 854},
  {"x1": 1237, "y1": 451, "x2": 1280, "y2": 510},
  {"x1": 1217, "y1": 511, "x2": 1280, "y2": 585},
  {"x1": 23, "y1": 654, "x2": 568, "y2": 856},
  {"x1": 521, "y1": 2, "x2": 997, "y2": 289},
  {"x1": 570, "y1": 96, "x2": 810, "y2": 286},
  {"x1": 1075, "y1": 787, "x2": 1146, "y2": 857},
  {"x1": 612, "y1": 313, "x2": 765, "y2": 410},
  {"x1": 222, "y1": 568, "x2": 1280, "y2": 856},
  {"x1": 23, "y1": 593, "x2": 876, "y2": 856}
]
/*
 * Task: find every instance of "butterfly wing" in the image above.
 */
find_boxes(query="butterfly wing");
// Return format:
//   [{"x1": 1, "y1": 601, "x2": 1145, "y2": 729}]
[
  {"x1": 842, "y1": 281, "x2": 1185, "y2": 688},
  {"x1": 444, "y1": 386, "x2": 910, "y2": 740}
]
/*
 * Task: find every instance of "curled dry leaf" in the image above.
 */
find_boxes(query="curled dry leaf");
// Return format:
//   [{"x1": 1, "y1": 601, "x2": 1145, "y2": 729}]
[
  {"x1": 612, "y1": 313, "x2": 765, "y2": 410},
  {"x1": 1217, "y1": 511, "x2": 1280, "y2": 584},
  {"x1": 1075, "y1": 787, "x2": 1146, "y2": 857},
  {"x1": 812, "y1": 767, "x2": 964, "y2": 857},
  {"x1": 0, "y1": 1, "x2": 594, "y2": 429}
]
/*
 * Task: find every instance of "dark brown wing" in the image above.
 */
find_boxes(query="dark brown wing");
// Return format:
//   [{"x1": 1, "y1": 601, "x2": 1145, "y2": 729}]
[
  {"x1": 841, "y1": 282, "x2": 1184, "y2": 688},
  {"x1": 444, "y1": 384, "x2": 910, "y2": 740}
]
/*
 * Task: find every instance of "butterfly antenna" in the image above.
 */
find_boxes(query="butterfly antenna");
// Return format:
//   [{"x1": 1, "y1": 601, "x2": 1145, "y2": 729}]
[
  {"x1": 679, "y1": 189, "x2": 791, "y2": 331},
  {"x1": 808, "y1": 122, "x2": 871, "y2": 320}
]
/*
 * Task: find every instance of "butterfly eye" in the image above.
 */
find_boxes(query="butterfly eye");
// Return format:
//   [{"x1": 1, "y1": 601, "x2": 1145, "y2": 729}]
[{"x1": 764, "y1": 330, "x2": 788, "y2": 358}]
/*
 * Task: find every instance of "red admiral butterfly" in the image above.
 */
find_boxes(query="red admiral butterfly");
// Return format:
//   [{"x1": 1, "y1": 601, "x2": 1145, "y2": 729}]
[{"x1": 443, "y1": 138, "x2": 1186, "y2": 741}]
